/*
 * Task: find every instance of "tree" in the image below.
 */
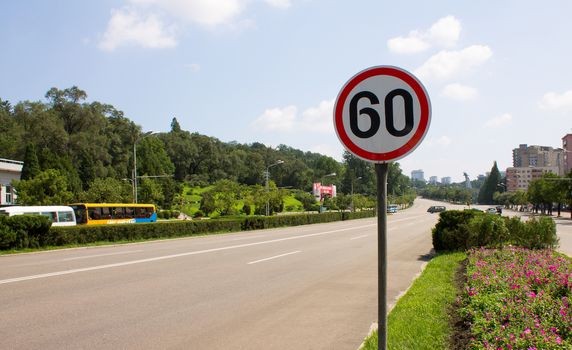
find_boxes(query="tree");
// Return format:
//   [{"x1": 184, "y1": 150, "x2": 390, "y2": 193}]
[
  {"x1": 199, "y1": 191, "x2": 216, "y2": 216},
  {"x1": 294, "y1": 191, "x2": 318, "y2": 212},
  {"x1": 13, "y1": 169, "x2": 73, "y2": 205},
  {"x1": 138, "y1": 178, "x2": 164, "y2": 205},
  {"x1": 137, "y1": 137, "x2": 175, "y2": 177},
  {"x1": 170, "y1": 117, "x2": 182, "y2": 133},
  {"x1": 20, "y1": 144, "x2": 40, "y2": 180},
  {"x1": 80, "y1": 178, "x2": 132, "y2": 203},
  {"x1": 340, "y1": 151, "x2": 375, "y2": 196},
  {"x1": 477, "y1": 161, "x2": 502, "y2": 204}
]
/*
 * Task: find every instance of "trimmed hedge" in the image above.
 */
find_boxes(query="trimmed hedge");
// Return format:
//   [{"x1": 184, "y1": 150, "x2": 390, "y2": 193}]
[
  {"x1": 432, "y1": 210, "x2": 558, "y2": 252},
  {"x1": 31, "y1": 210, "x2": 377, "y2": 250},
  {"x1": 0, "y1": 214, "x2": 52, "y2": 250}
]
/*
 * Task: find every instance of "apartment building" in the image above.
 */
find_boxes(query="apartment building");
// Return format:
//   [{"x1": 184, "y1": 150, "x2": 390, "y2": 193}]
[
  {"x1": 506, "y1": 166, "x2": 559, "y2": 192},
  {"x1": 512, "y1": 144, "x2": 564, "y2": 175},
  {"x1": 563, "y1": 133, "x2": 572, "y2": 174}
]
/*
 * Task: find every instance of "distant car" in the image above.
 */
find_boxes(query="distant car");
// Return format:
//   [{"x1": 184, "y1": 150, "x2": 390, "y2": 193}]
[
  {"x1": 486, "y1": 208, "x2": 498, "y2": 214},
  {"x1": 387, "y1": 204, "x2": 398, "y2": 213},
  {"x1": 427, "y1": 206, "x2": 446, "y2": 213}
]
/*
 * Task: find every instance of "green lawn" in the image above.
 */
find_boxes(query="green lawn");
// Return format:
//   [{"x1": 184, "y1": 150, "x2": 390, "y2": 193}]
[{"x1": 362, "y1": 252, "x2": 466, "y2": 350}]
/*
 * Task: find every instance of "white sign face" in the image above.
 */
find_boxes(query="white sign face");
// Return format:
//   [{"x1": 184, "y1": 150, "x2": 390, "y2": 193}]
[{"x1": 334, "y1": 66, "x2": 431, "y2": 162}]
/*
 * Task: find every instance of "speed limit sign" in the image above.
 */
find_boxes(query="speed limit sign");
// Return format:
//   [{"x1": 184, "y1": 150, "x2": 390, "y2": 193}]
[{"x1": 334, "y1": 66, "x2": 431, "y2": 162}]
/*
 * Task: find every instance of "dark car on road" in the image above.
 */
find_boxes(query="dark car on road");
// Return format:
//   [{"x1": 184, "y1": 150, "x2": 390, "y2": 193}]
[{"x1": 427, "y1": 206, "x2": 446, "y2": 213}]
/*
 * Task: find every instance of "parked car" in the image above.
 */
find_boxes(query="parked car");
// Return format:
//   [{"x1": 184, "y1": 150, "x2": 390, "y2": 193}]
[
  {"x1": 387, "y1": 204, "x2": 398, "y2": 213},
  {"x1": 427, "y1": 206, "x2": 446, "y2": 213},
  {"x1": 486, "y1": 208, "x2": 498, "y2": 214}
]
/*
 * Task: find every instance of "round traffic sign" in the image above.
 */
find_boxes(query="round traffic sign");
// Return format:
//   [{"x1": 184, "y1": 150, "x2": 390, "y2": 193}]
[{"x1": 334, "y1": 66, "x2": 431, "y2": 162}]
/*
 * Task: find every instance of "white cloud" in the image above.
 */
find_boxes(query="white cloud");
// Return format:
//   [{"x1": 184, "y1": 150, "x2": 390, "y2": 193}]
[
  {"x1": 252, "y1": 106, "x2": 297, "y2": 131},
  {"x1": 540, "y1": 90, "x2": 572, "y2": 111},
  {"x1": 252, "y1": 100, "x2": 334, "y2": 133},
  {"x1": 387, "y1": 34, "x2": 431, "y2": 55},
  {"x1": 299, "y1": 100, "x2": 334, "y2": 132},
  {"x1": 484, "y1": 113, "x2": 513, "y2": 128},
  {"x1": 428, "y1": 16, "x2": 462, "y2": 48},
  {"x1": 415, "y1": 45, "x2": 493, "y2": 81},
  {"x1": 264, "y1": 0, "x2": 292, "y2": 9},
  {"x1": 441, "y1": 83, "x2": 478, "y2": 101},
  {"x1": 98, "y1": 7, "x2": 177, "y2": 51},
  {"x1": 387, "y1": 15, "x2": 461, "y2": 54},
  {"x1": 130, "y1": 0, "x2": 244, "y2": 27}
]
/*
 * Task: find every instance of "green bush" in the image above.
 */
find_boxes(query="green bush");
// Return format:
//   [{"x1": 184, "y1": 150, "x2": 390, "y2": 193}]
[
  {"x1": 503, "y1": 216, "x2": 558, "y2": 249},
  {"x1": 433, "y1": 211, "x2": 559, "y2": 252},
  {"x1": 0, "y1": 214, "x2": 52, "y2": 249},
  {"x1": 0, "y1": 216, "x2": 17, "y2": 250},
  {"x1": 342, "y1": 209, "x2": 376, "y2": 220},
  {"x1": 467, "y1": 214, "x2": 509, "y2": 249},
  {"x1": 432, "y1": 210, "x2": 482, "y2": 251}
]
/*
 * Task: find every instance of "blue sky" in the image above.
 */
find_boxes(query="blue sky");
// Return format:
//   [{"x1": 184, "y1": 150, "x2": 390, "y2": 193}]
[{"x1": 1, "y1": 0, "x2": 572, "y2": 182}]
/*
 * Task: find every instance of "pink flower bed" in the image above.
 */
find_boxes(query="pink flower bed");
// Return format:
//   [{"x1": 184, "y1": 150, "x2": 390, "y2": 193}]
[{"x1": 461, "y1": 248, "x2": 572, "y2": 349}]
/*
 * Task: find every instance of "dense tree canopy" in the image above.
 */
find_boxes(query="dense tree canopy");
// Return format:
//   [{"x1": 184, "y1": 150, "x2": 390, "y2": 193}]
[{"x1": 1, "y1": 87, "x2": 414, "y2": 209}]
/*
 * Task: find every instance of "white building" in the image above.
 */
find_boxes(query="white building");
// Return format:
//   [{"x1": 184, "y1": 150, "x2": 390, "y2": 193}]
[
  {"x1": 429, "y1": 176, "x2": 438, "y2": 185},
  {"x1": 411, "y1": 169, "x2": 425, "y2": 182},
  {"x1": 441, "y1": 177, "x2": 452, "y2": 185},
  {"x1": 0, "y1": 158, "x2": 23, "y2": 205}
]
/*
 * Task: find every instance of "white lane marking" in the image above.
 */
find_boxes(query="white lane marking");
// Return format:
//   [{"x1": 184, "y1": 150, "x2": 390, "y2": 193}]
[
  {"x1": 0, "y1": 223, "x2": 375, "y2": 285},
  {"x1": 350, "y1": 235, "x2": 369, "y2": 240},
  {"x1": 61, "y1": 250, "x2": 144, "y2": 261},
  {"x1": 247, "y1": 251, "x2": 301, "y2": 265}
]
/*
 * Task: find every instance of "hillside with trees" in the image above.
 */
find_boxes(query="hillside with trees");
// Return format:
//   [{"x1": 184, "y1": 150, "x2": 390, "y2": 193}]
[{"x1": 1, "y1": 87, "x2": 415, "y2": 213}]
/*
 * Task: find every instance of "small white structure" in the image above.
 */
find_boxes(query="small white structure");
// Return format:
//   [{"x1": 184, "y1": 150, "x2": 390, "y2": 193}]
[{"x1": 0, "y1": 158, "x2": 23, "y2": 205}]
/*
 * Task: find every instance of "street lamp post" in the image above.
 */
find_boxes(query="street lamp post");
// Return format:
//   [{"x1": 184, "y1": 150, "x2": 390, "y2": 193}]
[
  {"x1": 133, "y1": 131, "x2": 157, "y2": 203},
  {"x1": 266, "y1": 160, "x2": 284, "y2": 216}
]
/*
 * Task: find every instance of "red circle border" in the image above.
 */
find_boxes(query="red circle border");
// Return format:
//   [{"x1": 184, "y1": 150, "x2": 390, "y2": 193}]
[{"x1": 334, "y1": 66, "x2": 431, "y2": 162}]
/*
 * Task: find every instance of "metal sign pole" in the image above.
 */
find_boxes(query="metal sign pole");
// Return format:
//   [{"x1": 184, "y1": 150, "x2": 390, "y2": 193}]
[{"x1": 375, "y1": 162, "x2": 389, "y2": 350}]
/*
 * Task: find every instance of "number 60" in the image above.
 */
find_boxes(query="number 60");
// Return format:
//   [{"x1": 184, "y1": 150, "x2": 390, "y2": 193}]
[{"x1": 349, "y1": 89, "x2": 414, "y2": 139}]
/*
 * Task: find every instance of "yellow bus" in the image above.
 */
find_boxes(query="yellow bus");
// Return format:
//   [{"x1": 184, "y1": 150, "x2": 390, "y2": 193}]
[{"x1": 70, "y1": 203, "x2": 157, "y2": 225}]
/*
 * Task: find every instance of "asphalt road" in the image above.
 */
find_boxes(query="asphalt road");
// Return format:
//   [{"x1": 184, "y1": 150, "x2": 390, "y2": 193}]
[{"x1": 0, "y1": 198, "x2": 441, "y2": 350}]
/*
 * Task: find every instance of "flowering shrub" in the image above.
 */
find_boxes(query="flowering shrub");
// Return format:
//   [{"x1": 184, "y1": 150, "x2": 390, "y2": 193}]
[{"x1": 461, "y1": 248, "x2": 572, "y2": 349}]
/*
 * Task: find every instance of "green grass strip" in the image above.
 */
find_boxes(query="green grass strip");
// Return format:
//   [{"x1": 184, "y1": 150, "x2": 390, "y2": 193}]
[{"x1": 362, "y1": 252, "x2": 466, "y2": 350}]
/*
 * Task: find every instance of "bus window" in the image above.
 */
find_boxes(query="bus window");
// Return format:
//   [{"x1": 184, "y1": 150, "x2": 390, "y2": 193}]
[
  {"x1": 101, "y1": 207, "x2": 112, "y2": 219},
  {"x1": 145, "y1": 207, "x2": 154, "y2": 218},
  {"x1": 72, "y1": 205, "x2": 87, "y2": 224},
  {"x1": 41, "y1": 212, "x2": 57, "y2": 222},
  {"x1": 125, "y1": 207, "x2": 134, "y2": 219},
  {"x1": 112, "y1": 207, "x2": 125, "y2": 219},
  {"x1": 135, "y1": 207, "x2": 146, "y2": 218},
  {"x1": 88, "y1": 207, "x2": 101, "y2": 220},
  {"x1": 58, "y1": 211, "x2": 75, "y2": 223}
]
